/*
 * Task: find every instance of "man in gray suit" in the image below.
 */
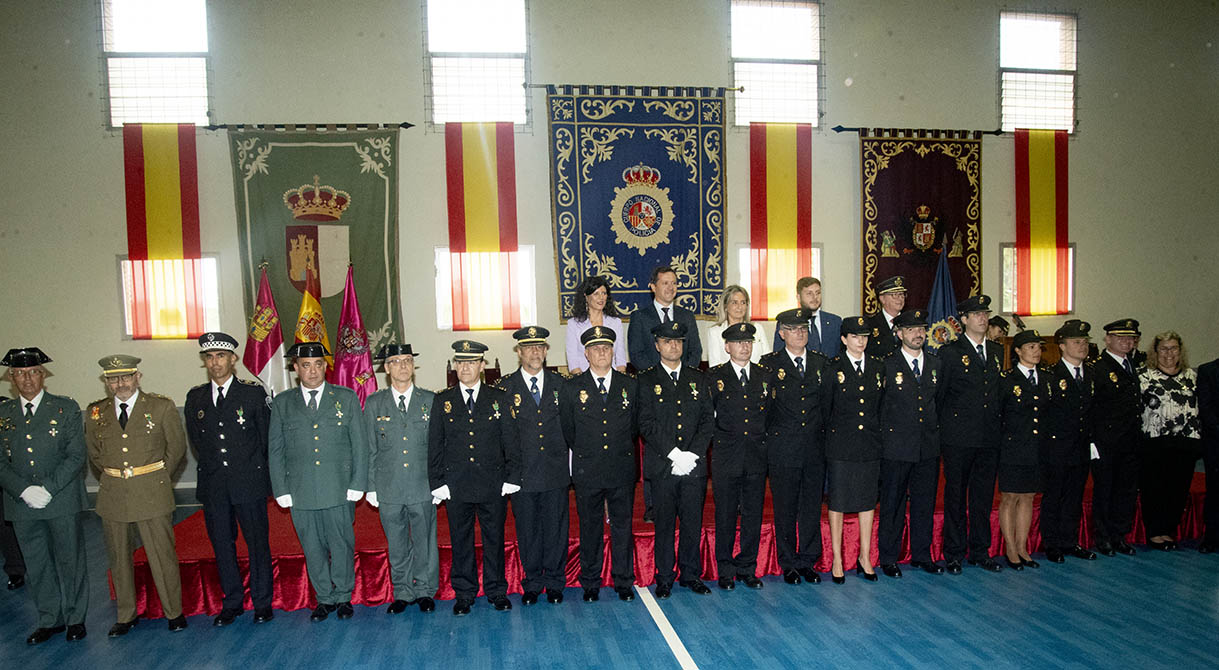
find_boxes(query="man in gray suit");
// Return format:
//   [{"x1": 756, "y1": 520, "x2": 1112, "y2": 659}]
[
  {"x1": 363, "y1": 344, "x2": 437, "y2": 614},
  {"x1": 268, "y1": 342, "x2": 369, "y2": 622}
]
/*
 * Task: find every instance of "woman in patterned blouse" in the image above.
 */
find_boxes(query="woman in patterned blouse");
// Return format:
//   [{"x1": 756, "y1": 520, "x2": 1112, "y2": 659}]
[{"x1": 1138, "y1": 331, "x2": 1202, "y2": 550}]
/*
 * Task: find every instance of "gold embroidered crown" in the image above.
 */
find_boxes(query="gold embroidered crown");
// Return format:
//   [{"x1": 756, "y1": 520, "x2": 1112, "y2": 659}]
[{"x1": 283, "y1": 175, "x2": 351, "y2": 222}]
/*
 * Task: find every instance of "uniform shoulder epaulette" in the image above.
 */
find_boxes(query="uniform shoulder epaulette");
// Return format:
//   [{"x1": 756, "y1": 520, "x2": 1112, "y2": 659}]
[
  {"x1": 89, "y1": 397, "x2": 109, "y2": 408},
  {"x1": 623, "y1": 370, "x2": 637, "y2": 379},
  {"x1": 828, "y1": 355, "x2": 842, "y2": 364},
  {"x1": 808, "y1": 349, "x2": 828, "y2": 361},
  {"x1": 492, "y1": 377, "x2": 509, "y2": 391},
  {"x1": 999, "y1": 369, "x2": 1011, "y2": 378},
  {"x1": 641, "y1": 365, "x2": 656, "y2": 375},
  {"x1": 190, "y1": 382, "x2": 209, "y2": 391},
  {"x1": 710, "y1": 362, "x2": 727, "y2": 372},
  {"x1": 144, "y1": 391, "x2": 170, "y2": 400},
  {"x1": 237, "y1": 378, "x2": 262, "y2": 387},
  {"x1": 924, "y1": 348, "x2": 940, "y2": 359},
  {"x1": 754, "y1": 361, "x2": 772, "y2": 372}
]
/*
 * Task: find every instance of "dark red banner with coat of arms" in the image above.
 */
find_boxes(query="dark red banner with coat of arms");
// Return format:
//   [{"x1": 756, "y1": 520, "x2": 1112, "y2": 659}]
[{"x1": 859, "y1": 129, "x2": 982, "y2": 314}]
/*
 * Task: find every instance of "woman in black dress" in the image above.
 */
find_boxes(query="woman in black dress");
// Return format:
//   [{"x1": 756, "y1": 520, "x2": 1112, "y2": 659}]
[{"x1": 997, "y1": 329, "x2": 1050, "y2": 569}]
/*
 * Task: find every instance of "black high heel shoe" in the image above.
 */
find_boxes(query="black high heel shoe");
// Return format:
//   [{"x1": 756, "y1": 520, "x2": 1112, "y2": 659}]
[
  {"x1": 1005, "y1": 557, "x2": 1024, "y2": 571},
  {"x1": 856, "y1": 561, "x2": 878, "y2": 582},
  {"x1": 831, "y1": 560, "x2": 846, "y2": 585}
]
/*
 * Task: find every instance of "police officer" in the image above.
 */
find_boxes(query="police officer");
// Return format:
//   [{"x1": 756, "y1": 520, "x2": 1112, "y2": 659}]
[
  {"x1": 494, "y1": 327, "x2": 570, "y2": 606},
  {"x1": 1041, "y1": 320, "x2": 1098, "y2": 562},
  {"x1": 877, "y1": 310, "x2": 944, "y2": 577},
  {"x1": 1089, "y1": 318, "x2": 1142, "y2": 556},
  {"x1": 560, "y1": 326, "x2": 639, "y2": 603},
  {"x1": 639, "y1": 321, "x2": 714, "y2": 597},
  {"x1": 0, "y1": 348, "x2": 89, "y2": 643},
  {"x1": 364, "y1": 343, "x2": 438, "y2": 614},
  {"x1": 184, "y1": 332, "x2": 274, "y2": 626},
  {"x1": 708, "y1": 323, "x2": 770, "y2": 590},
  {"x1": 936, "y1": 295, "x2": 1003, "y2": 574},
  {"x1": 759, "y1": 308, "x2": 829, "y2": 585},
  {"x1": 86, "y1": 354, "x2": 188, "y2": 634},
  {"x1": 864, "y1": 275, "x2": 907, "y2": 359},
  {"x1": 428, "y1": 340, "x2": 521, "y2": 616},
  {"x1": 996, "y1": 330, "x2": 1052, "y2": 570},
  {"x1": 268, "y1": 342, "x2": 368, "y2": 622}
]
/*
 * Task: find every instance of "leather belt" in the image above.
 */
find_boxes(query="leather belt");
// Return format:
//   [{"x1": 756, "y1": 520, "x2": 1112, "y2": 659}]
[{"x1": 102, "y1": 460, "x2": 166, "y2": 479}]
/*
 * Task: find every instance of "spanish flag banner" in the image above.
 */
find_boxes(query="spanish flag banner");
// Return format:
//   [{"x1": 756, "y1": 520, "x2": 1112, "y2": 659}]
[
  {"x1": 749, "y1": 123, "x2": 813, "y2": 320},
  {"x1": 1014, "y1": 128, "x2": 1071, "y2": 315},
  {"x1": 122, "y1": 123, "x2": 205, "y2": 338},
  {"x1": 293, "y1": 268, "x2": 333, "y2": 368},
  {"x1": 444, "y1": 122, "x2": 521, "y2": 331}
]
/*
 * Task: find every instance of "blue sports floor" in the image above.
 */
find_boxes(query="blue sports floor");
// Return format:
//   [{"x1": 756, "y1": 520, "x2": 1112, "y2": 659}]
[{"x1": 3, "y1": 509, "x2": 1218, "y2": 669}]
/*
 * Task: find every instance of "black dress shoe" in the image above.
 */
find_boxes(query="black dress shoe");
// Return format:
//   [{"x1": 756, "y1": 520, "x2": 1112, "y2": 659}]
[
  {"x1": 1149, "y1": 540, "x2": 1170, "y2": 551},
  {"x1": 683, "y1": 580, "x2": 711, "y2": 595},
  {"x1": 167, "y1": 615, "x2": 188, "y2": 632},
  {"x1": 1096, "y1": 541, "x2": 1116, "y2": 556},
  {"x1": 108, "y1": 618, "x2": 138, "y2": 636},
  {"x1": 417, "y1": 597, "x2": 436, "y2": 612},
  {"x1": 582, "y1": 587, "x2": 599, "y2": 602},
  {"x1": 6, "y1": 574, "x2": 24, "y2": 590},
  {"x1": 1022, "y1": 558, "x2": 1040, "y2": 569},
  {"x1": 737, "y1": 574, "x2": 764, "y2": 589},
  {"x1": 945, "y1": 560, "x2": 963, "y2": 575},
  {"x1": 1115, "y1": 541, "x2": 1136, "y2": 555},
  {"x1": 213, "y1": 608, "x2": 242, "y2": 626},
  {"x1": 66, "y1": 623, "x2": 87, "y2": 641},
  {"x1": 26, "y1": 625, "x2": 66, "y2": 645},
  {"x1": 491, "y1": 595, "x2": 512, "y2": 611},
  {"x1": 655, "y1": 583, "x2": 671, "y2": 599},
  {"x1": 336, "y1": 602, "x2": 354, "y2": 619},
  {"x1": 782, "y1": 569, "x2": 802, "y2": 585},
  {"x1": 968, "y1": 557, "x2": 1003, "y2": 573},
  {"x1": 309, "y1": 605, "x2": 330, "y2": 622},
  {"x1": 452, "y1": 598, "x2": 473, "y2": 616},
  {"x1": 1046, "y1": 548, "x2": 1066, "y2": 563},
  {"x1": 1004, "y1": 558, "x2": 1024, "y2": 571},
  {"x1": 521, "y1": 591, "x2": 540, "y2": 605},
  {"x1": 831, "y1": 573, "x2": 845, "y2": 585},
  {"x1": 387, "y1": 600, "x2": 410, "y2": 614},
  {"x1": 717, "y1": 576, "x2": 735, "y2": 590},
  {"x1": 1069, "y1": 546, "x2": 1097, "y2": 560},
  {"x1": 881, "y1": 563, "x2": 902, "y2": 578},
  {"x1": 855, "y1": 561, "x2": 878, "y2": 582},
  {"x1": 797, "y1": 567, "x2": 821, "y2": 584},
  {"x1": 616, "y1": 587, "x2": 635, "y2": 602},
  {"x1": 253, "y1": 608, "x2": 274, "y2": 623},
  {"x1": 911, "y1": 561, "x2": 945, "y2": 575},
  {"x1": 1165, "y1": 540, "x2": 1178, "y2": 551},
  {"x1": 545, "y1": 590, "x2": 563, "y2": 604}
]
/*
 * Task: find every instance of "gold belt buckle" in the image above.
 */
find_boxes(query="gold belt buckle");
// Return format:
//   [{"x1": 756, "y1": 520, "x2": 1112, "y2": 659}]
[{"x1": 122, "y1": 466, "x2": 134, "y2": 479}]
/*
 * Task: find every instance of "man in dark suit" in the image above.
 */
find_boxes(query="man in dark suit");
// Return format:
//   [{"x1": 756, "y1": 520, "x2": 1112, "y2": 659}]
[
  {"x1": 428, "y1": 340, "x2": 521, "y2": 616},
  {"x1": 1198, "y1": 355, "x2": 1219, "y2": 554},
  {"x1": 1040, "y1": 320, "x2": 1098, "y2": 563},
  {"x1": 864, "y1": 275, "x2": 907, "y2": 359},
  {"x1": 759, "y1": 308, "x2": 829, "y2": 585},
  {"x1": 184, "y1": 332, "x2": 274, "y2": 627},
  {"x1": 0, "y1": 348, "x2": 89, "y2": 644},
  {"x1": 1088, "y1": 318, "x2": 1142, "y2": 556},
  {"x1": 771, "y1": 276, "x2": 842, "y2": 358},
  {"x1": 494, "y1": 327, "x2": 570, "y2": 606},
  {"x1": 876, "y1": 310, "x2": 944, "y2": 577},
  {"x1": 268, "y1": 342, "x2": 368, "y2": 622},
  {"x1": 936, "y1": 294, "x2": 1003, "y2": 574},
  {"x1": 627, "y1": 265, "x2": 703, "y2": 370},
  {"x1": 708, "y1": 323, "x2": 770, "y2": 590},
  {"x1": 639, "y1": 321, "x2": 714, "y2": 597},
  {"x1": 560, "y1": 326, "x2": 639, "y2": 603}
]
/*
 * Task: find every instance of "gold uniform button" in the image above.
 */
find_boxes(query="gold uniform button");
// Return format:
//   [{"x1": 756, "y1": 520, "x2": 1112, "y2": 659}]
[
  {"x1": 122, "y1": 447, "x2": 128, "y2": 453},
  {"x1": 538, "y1": 422, "x2": 543, "y2": 427},
  {"x1": 26, "y1": 447, "x2": 33, "y2": 453},
  {"x1": 603, "y1": 420, "x2": 608, "y2": 424},
  {"x1": 859, "y1": 411, "x2": 865, "y2": 417},
  {"x1": 603, "y1": 445, "x2": 608, "y2": 450},
  {"x1": 677, "y1": 424, "x2": 682, "y2": 430},
  {"x1": 403, "y1": 436, "x2": 408, "y2": 440},
  {"x1": 469, "y1": 431, "x2": 475, "y2": 436},
  {"x1": 469, "y1": 457, "x2": 475, "y2": 462},
  {"x1": 222, "y1": 461, "x2": 228, "y2": 466},
  {"x1": 469, "y1": 445, "x2": 474, "y2": 449},
  {"x1": 403, "y1": 450, "x2": 408, "y2": 454},
  {"x1": 123, "y1": 461, "x2": 129, "y2": 466},
  {"x1": 219, "y1": 434, "x2": 225, "y2": 440},
  {"x1": 404, "y1": 463, "x2": 409, "y2": 468},
  {"x1": 25, "y1": 434, "x2": 31, "y2": 440},
  {"x1": 858, "y1": 424, "x2": 864, "y2": 430},
  {"x1": 539, "y1": 434, "x2": 545, "y2": 439},
  {"x1": 314, "y1": 448, "x2": 319, "y2": 453},
  {"x1": 744, "y1": 419, "x2": 749, "y2": 423},
  {"x1": 313, "y1": 424, "x2": 319, "y2": 429},
  {"x1": 30, "y1": 460, "x2": 35, "y2": 466},
  {"x1": 220, "y1": 448, "x2": 227, "y2": 454},
  {"x1": 315, "y1": 460, "x2": 320, "y2": 465},
  {"x1": 1033, "y1": 430, "x2": 1039, "y2": 435},
  {"x1": 314, "y1": 436, "x2": 319, "y2": 441},
  {"x1": 859, "y1": 398, "x2": 865, "y2": 404},
  {"x1": 121, "y1": 434, "x2": 128, "y2": 439},
  {"x1": 858, "y1": 386, "x2": 865, "y2": 391},
  {"x1": 1033, "y1": 418, "x2": 1039, "y2": 423},
  {"x1": 743, "y1": 431, "x2": 749, "y2": 436}
]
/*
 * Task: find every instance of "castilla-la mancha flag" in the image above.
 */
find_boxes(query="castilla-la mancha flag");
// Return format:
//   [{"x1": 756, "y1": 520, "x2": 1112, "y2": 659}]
[
  {"x1": 294, "y1": 267, "x2": 333, "y2": 368},
  {"x1": 243, "y1": 266, "x2": 292, "y2": 393},
  {"x1": 328, "y1": 265, "x2": 377, "y2": 406}
]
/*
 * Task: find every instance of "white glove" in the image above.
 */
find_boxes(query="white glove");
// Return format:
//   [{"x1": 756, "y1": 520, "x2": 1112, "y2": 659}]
[
  {"x1": 20, "y1": 485, "x2": 52, "y2": 509},
  {"x1": 667, "y1": 449, "x2": 698, "y2": 476},
  {"x1": 275, "y1": 494, "x2": 293, "y2": 508},
  {"x1": 671, "y1": 459, "x2": 695, "y2": 477},
  {"x1": 346, "y1": 489, "x2": 364, "y2": 502},
  {"x1": 431, "y1": 485, "x2": 451, "y2": 505},
  {"x1": 501, "y1": 482, "x2": 521, "y2": 496},
  {"x1": 366, "y1": 491, "x2": 379, "y2": 508}
]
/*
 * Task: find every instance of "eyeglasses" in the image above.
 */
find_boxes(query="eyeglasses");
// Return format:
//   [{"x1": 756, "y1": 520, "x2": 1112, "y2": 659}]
[
  {"x1": 105, "y1": 374, "x2": 135, "y2": 384},
  {"x1": 10, "y1": 369, "x2": 43, "y2": 378}
]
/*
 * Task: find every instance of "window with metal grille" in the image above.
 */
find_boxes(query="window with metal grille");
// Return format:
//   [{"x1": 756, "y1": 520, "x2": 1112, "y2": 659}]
[
  {"x1": 119, "y1": 256, "x2": 221, "y2": 339},
  {"x1": 731, "y1": 0, "x2": 822, "y2": 127},
  {"x1": 434, "y1": 246, "x2": 537, "y2": 331},
  {"x1": 999, "y1": 243, "x2": 1076, "y2": 315},
  {"x1": 424, "y1": 0, "x2": 529, "y2": 127},
  {"x1": 100, "y1": 0, "x2": 211, "y2": 128},
  {"x1": 1000, "y1": 11, "x2": 1078, "y2": 133}
]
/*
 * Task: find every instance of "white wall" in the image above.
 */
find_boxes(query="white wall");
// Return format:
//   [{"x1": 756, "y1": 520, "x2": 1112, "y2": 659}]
[{"x1": 1, "y1": 0, "x2": 1216, "y2": 413}]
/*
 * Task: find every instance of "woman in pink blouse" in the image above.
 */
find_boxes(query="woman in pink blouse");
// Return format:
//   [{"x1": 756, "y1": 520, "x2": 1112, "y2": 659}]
[{"x1": 565, "y1": 276, "x2": 628, "y2": 375}]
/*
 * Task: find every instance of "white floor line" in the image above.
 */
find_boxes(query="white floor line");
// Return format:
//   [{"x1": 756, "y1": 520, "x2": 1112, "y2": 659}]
[{"x1": 636, "y1": 585, "x2": 700, "y2": 670}]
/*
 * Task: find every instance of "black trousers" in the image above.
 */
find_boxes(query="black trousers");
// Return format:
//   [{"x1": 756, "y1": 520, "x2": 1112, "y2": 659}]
[
  {"x1": 1039, "y1": 459, "x2": 1090, "y2": 550},
  {"x1": 651, "y1": 474, "x2": 707, "y2": 586},
  {"x1": 574, "y1": 484, "x2": 635, "y2": 589},
  {"x1": 1205, "y1": 438, "x2": 1219, "y2": 546},
  {"x1": 877, "y1": 456, "x2": 940, "y2": 565},
  {"x1": 446, "y1": 498, "x2": 507, "y2": 600},
  {"x1": 769, "y1": 460, "x2": 825, "y2": 571},
  {"x1": 1139, "y1": 438, "x2": 1201, "y2": 539},
  {"x1": 512, "y1": 487, "x2": 570, "y2": 593},
  {"x1": 1091, "y1": 443, "x2": 1140, "y2": 545},
  {"x1": 941, "y1": 445, "x2": 998, "y2": 562},
  {"x1": 712, "y1": 471, "x2": 766, "y2": 578},
  {"x1": 0, "y1": 497, "x2": 24, "y2": 578},
  {"x1": 203, "y1": 496, "x2": 274, "y2": 610}
]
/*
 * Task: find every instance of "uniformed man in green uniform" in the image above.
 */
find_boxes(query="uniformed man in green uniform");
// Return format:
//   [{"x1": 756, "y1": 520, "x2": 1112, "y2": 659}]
[
  {"x1": 363, "y1": 343, "x2": 437, "y2": 615},
  {"x1": 0, "y1": 348, "x2": 89, "y2": 644},
  {"x1": 268, "y1": 342, "x2": 368, "y2": 622},
  {"x1": 85, "y1": 354, "x2": 187, "y2": 635}
]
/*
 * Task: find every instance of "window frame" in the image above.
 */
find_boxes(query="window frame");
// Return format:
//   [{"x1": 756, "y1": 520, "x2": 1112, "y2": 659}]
[
  {"x1": 433, "y1": 245, "x2": 538, "y2": 331},
  {"x1": 998, "y1": 242, "x2": 1077, "y2": 317},
  {"x1": 998, "y1": 10, "x2": 1079, "y2": 134},
  {"x1": 729, "y1": 0, "x2": 825, "y2": 128},
  {"x1": 735, "y1": 243, "x2": 824, "y2": 320}
]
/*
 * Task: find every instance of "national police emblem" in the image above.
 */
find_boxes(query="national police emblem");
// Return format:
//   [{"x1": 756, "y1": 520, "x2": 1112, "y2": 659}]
[{"x1": 608, "y1": 163, "x2": 675, "y2": 256}]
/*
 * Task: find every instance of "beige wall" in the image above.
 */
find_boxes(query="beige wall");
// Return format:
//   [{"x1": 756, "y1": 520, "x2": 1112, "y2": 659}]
[{"x1": 2, "y1": 0, "x2": 1216, "y2": 411}]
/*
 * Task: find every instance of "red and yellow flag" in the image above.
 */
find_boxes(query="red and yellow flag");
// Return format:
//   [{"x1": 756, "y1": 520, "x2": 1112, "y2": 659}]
[
  {"x1": 749, "y1": 123, "x2": 813, "y2": 320},
  {"x1": 444, "y1": 122, "x2": 520, "y2": 331},
  {"x1": 1014, "y1": 129, "x2": 1070, "y2": 315},
  {"x1": 293, "y1": 268, "x2": 333, "y2": 368},
  {"x1": 122, "y1": 123, "x2": 204, "y2": 339}
]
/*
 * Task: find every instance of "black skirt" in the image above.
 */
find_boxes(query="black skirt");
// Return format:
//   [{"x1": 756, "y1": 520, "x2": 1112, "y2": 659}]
[
  {"x1": 827, "y1": 459, "x2": 880, "y2": 513},
  {"x1": 998, "y1": 463, "x2": 1041, "y2": 493}
]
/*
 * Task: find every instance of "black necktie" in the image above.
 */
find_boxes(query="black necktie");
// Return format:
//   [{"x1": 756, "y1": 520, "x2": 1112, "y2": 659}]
[
  {"x1": 1123, "y1": 358, "x2": 1134, "y2": 377},
  {"x1": 1028, "y1": 368, "x2": 1036, "y2": 385},
  {"x1": 466, "y1": 388, "x2": 475, "y2": 413},
  {"x1": 308, "y1": 390, "x2": 318, "y2": 411},
  {"x1": 597, "y1": 377, "x2": 608, "y2": 402},
  {"x1": 530, "y1": 376, "x2": 541, "y2": 405},
  {"x1": 740, "y1": 368, "x2": 748, "y2": 385},
  {"x1": 854, "y1": 360, "x2": 863, "y2": 376},
  {"x1": 1074, "y1": 366, "x2": 1082, "y2": 382},
  {"x1": 795, "y1": 356, "x2": 804, "y2": 378},
  {"x1": 670, "y1": 371, "x2": 679, "y2": 383},
  {"x1": 398, "y1": 395, "x2": 407, "y2": 412},
  {"x1": 119, "y1": 402, "x2": 129, "y2": 429},
  {"x1": 215, "y1": 386, "x2": 225, "y2": 408},
  {"x1": 912, "y1": 358, "x2": 921, "y2": 382},
  {"x1": 24, "y1": 402, "x2": 33, "y2": 419},
  {"x1": 977, "y1": 343, "x2": 987, "y2": 370},
  {"x1": 808, "y1": 318, "x2": 821, "y2": 352},
  {"x1": 662, "y1": 307, "x2": 672, "y2": 324}
]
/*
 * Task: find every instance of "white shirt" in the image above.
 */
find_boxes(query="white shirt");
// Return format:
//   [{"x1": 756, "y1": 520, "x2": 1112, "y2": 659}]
[
  {"x1": 786, "y1": 348, "x2": 807, "y2": 368},
  {"x1": 654, "y1": 299, "x2": 675, "y2": 322},
  {"x1": 660, "y1": 360, "x2": 682, "y2": 382},
  {"x1": 901, "y1": 349, "x2": 924, "y2": 373},
  {"x1": 1106, "y1": 350, "x2": 1131, "y2": 368},
  {"x1": 808, "y1": 310, "x2": 822, "y2": 341},
  {"x1": 458, "y1": 381, "x2": 482, "y2": 406},
  {"x1": 19, "y1": 390, "x2": 44, "y2": 416},
  {"x1": 883, "y1": 310, "x2": 898, "y2": 331},
  {"x1": 212, "y1": 376, "x2": 234, "y2": 406},
  {"x1": 114, "y1": 390, "x2": 140, "y2": 419},
  {"x1": 845, "y1": 352, "x2": 865, "y2": 374},
  {"x1": 592, "y1": 369, "x2": 614, "y2": 392},
  {"x1": 730, "y1": 360, "x2": 750, "y2": 382},
  {"x1": 520, "y1": 368, "x2": 544, "y2": 395},
  {"x1": 300, "y1": 382, "x2": 326, "y2": 405},
  {"x1": 964, "y1": 332, "x2": 987, "y2": 353},
  {"x1": 1017, "y1": 363, "x2": 1038, "y2": 385},
  {"x1": 393, "y1": 384, "x2": 414, "y2": 411}
]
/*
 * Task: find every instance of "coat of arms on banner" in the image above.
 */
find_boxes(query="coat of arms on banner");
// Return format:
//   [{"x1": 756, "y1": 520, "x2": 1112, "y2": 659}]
[
  {"x1": 609, "y1": 163, "x2": 675, "y2": 255},
  {"x1": 283, "y1": 176, "x2": 352, "y2": 297}
]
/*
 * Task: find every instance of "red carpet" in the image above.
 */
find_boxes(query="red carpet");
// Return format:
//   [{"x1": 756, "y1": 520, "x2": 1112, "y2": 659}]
[{"x1": 127, "y1": 472, "x2": 1209, "y2": 617}]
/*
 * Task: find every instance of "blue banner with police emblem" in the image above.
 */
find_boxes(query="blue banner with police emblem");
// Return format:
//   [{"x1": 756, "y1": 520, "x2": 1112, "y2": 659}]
[{"x1": 547, "y1": 85, "x2": 726, "y2": 319}]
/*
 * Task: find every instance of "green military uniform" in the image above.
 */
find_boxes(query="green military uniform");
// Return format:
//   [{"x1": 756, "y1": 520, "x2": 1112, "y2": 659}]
[
  {"x1": 85, "y1": 357, "x2": 187, "y2": 625},
  {"x1": 0, "y1": 390, "x2": 89, "y2": 630}
]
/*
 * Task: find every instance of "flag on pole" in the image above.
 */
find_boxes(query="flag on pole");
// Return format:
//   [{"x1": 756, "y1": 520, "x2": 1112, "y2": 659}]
[
  {"x1": 1014, "y1": 128, "x2": 1071, "y2": 315},
  {"x1": 328, "y1": 265, "x2": 377, "y2": 406},
  {"x1": 748, "y1": 123, "x2": 813, "y2": 319},
  {"x1": 293, "y1": 267, "x2": 333, "y2": 368},
  {"x1": 243, "y1": 266, "x2": 292, "y2": 393},
  {"x1": 925, "y1": 243, "x2": 962, "y2": 351}
]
